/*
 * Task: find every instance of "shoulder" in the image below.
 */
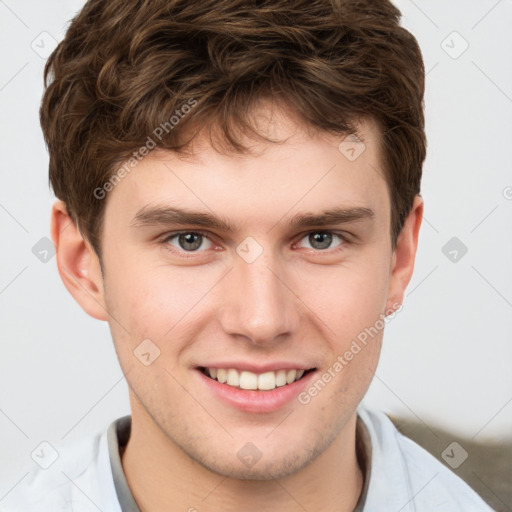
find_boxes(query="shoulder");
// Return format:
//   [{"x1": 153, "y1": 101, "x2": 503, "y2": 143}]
[
  {"x1": 358, "y1": 406, "x2": 495, "y2": 512},
  {"x1": 0, "y1": 420, "x2": 121, "y2": 512}
]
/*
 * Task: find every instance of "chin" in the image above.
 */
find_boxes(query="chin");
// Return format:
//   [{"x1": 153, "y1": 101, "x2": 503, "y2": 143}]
[{"x1": 187, "y1": 438, "x2": 326, "y2": 481}]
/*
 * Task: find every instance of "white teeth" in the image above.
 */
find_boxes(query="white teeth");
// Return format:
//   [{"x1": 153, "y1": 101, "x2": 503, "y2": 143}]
[
  {"x1": 257, "y1": 371, "x2": 276, "y2": 390},
  {"x1": 286, "y1": 369, "x2": 297, "y2": 384},
  {"x1": 275, "y1": 369, "x2": 287, "y2": 387},
  {"x1": 239, "y1": 371, "x2": 258, "y2": 390},
  {"x1": 227, "y1": 369, "x2": 239, "y2": 387},
  {"x1": 204, "y1": 367, "x2": 308, "y2": 390}
]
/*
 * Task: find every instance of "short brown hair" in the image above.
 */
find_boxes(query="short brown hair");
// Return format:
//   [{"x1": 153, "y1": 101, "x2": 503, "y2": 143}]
[{"x1": 41, "y1": 0, "x2": 426, "y2": 255}]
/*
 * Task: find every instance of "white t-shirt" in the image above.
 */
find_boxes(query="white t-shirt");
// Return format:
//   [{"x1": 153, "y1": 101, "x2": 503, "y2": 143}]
[{"x1": 0, "y1": 406, "x2": 494, "y2": 511}]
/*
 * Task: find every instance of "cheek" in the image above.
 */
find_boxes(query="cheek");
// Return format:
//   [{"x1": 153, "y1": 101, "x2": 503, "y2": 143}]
[
  {"x1": 298, "y1": 257, "x2": 389, "y2": 338},
  {"x1": 102, "y1": 254, "x2": 222, "y2": 350}
]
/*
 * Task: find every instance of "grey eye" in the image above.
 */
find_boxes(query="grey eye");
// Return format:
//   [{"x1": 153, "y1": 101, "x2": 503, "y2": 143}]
[
  {"x1": 178, "y1": 233, "x2": 203, "y2": 251},
  {"x1": 166, "y1": 232, "x2": 213, "y2": 252},
  {"x1": 308, "y1": 232, "x2": 333, "y2": 250},
  {"x1": 297, "y1": 232, "x2": 344, "y2": 251}
]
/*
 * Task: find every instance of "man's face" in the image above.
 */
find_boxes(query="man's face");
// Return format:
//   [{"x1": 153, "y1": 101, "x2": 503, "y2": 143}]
[{"x1": 99, "y1": 110, "x2": 397, "y2": 479}]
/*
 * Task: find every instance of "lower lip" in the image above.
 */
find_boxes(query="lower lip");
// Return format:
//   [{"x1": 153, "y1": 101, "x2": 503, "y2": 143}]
[{"x1": 196, "y1": 369, "x2": 317, "y2": 413}]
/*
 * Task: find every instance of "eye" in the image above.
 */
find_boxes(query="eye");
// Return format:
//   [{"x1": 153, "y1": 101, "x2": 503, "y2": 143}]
[
  {"x1": 160, "y1": 230, "x2": 347, "y2": 257},
  {"x1": 296, "y1": 231, "x2": 345, "y2": 251},
  {"x1": 164, "y1": 231, "x2": 214, "y2": 252}
]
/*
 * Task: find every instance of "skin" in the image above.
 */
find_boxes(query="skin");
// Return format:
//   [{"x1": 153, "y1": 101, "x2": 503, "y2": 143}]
[{"x1": 51, "y1": 105, "x2": 423, "y2": 512}]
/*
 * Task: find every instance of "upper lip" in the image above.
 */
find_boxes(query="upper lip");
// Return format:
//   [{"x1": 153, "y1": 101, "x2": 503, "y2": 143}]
[{"x1": 197, "y1": 362, "x2": 316, "y2": 373}]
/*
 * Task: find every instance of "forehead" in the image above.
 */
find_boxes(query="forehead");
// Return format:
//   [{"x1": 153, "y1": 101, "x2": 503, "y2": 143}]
[{"x1": 103, "y1": 109, "x2": 389, "y2": 231}]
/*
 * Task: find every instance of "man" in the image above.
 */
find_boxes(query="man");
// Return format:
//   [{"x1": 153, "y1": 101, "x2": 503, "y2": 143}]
[{"x1": 2, "y1": 0, "x2": 494, "y2": 510}]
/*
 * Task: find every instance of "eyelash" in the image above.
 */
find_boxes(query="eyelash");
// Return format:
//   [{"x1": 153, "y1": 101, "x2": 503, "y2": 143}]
[{"x1": 159, "y1": 230, "x2": 350, "y2": 258}]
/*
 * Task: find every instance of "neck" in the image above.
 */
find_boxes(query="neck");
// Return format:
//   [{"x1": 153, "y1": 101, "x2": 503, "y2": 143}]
[{"x1": 121, "y1": 403, "x2": 364, "y2": 512}]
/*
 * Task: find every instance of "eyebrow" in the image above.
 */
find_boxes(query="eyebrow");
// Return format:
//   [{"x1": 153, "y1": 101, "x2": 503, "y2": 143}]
[{"x1": 130, "y1": 205, "x2": 375, "y2": 231}]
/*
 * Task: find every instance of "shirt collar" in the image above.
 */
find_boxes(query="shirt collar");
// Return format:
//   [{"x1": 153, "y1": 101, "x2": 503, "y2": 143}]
[{"x1": 107, "y1": 415, "x2": 141, "y2": 512}]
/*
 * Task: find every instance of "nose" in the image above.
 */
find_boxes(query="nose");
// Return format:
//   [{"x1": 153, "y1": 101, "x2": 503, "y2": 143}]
[{"x1": 217, "y1": 249, "x2": 299, "y2": 346}]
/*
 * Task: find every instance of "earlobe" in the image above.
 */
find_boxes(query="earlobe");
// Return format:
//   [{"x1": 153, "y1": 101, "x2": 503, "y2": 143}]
[
  {"x1": 385, "y1": 195, "x2": 424, "y2": 313},
  {"x1": 51, "y1": 201, "x2": 108, "y2": 321}
]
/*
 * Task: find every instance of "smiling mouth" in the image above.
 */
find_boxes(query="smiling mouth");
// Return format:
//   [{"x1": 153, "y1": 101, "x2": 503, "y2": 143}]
[{"x1": 199, "y1": 367, "x2": 315, "y2": 391}]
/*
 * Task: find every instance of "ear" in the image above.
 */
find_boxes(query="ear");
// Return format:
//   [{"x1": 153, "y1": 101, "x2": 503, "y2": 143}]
[
  {"x1": 385, "y1": 195, "x2": 423, "y2": 313},
  {"x1": 51, "y1": 200, "x2": 108, "y2": 321}
]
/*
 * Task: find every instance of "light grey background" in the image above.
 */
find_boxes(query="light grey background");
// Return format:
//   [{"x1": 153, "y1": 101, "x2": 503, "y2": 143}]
[{"x1": 1, "y1": 0, "x2": 511, "y2": 494}]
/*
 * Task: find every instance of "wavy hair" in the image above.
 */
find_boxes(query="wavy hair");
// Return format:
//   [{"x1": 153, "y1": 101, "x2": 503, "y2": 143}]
[{"x1": 40, "y1": 0, "x2": 426, "y2": 255}]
